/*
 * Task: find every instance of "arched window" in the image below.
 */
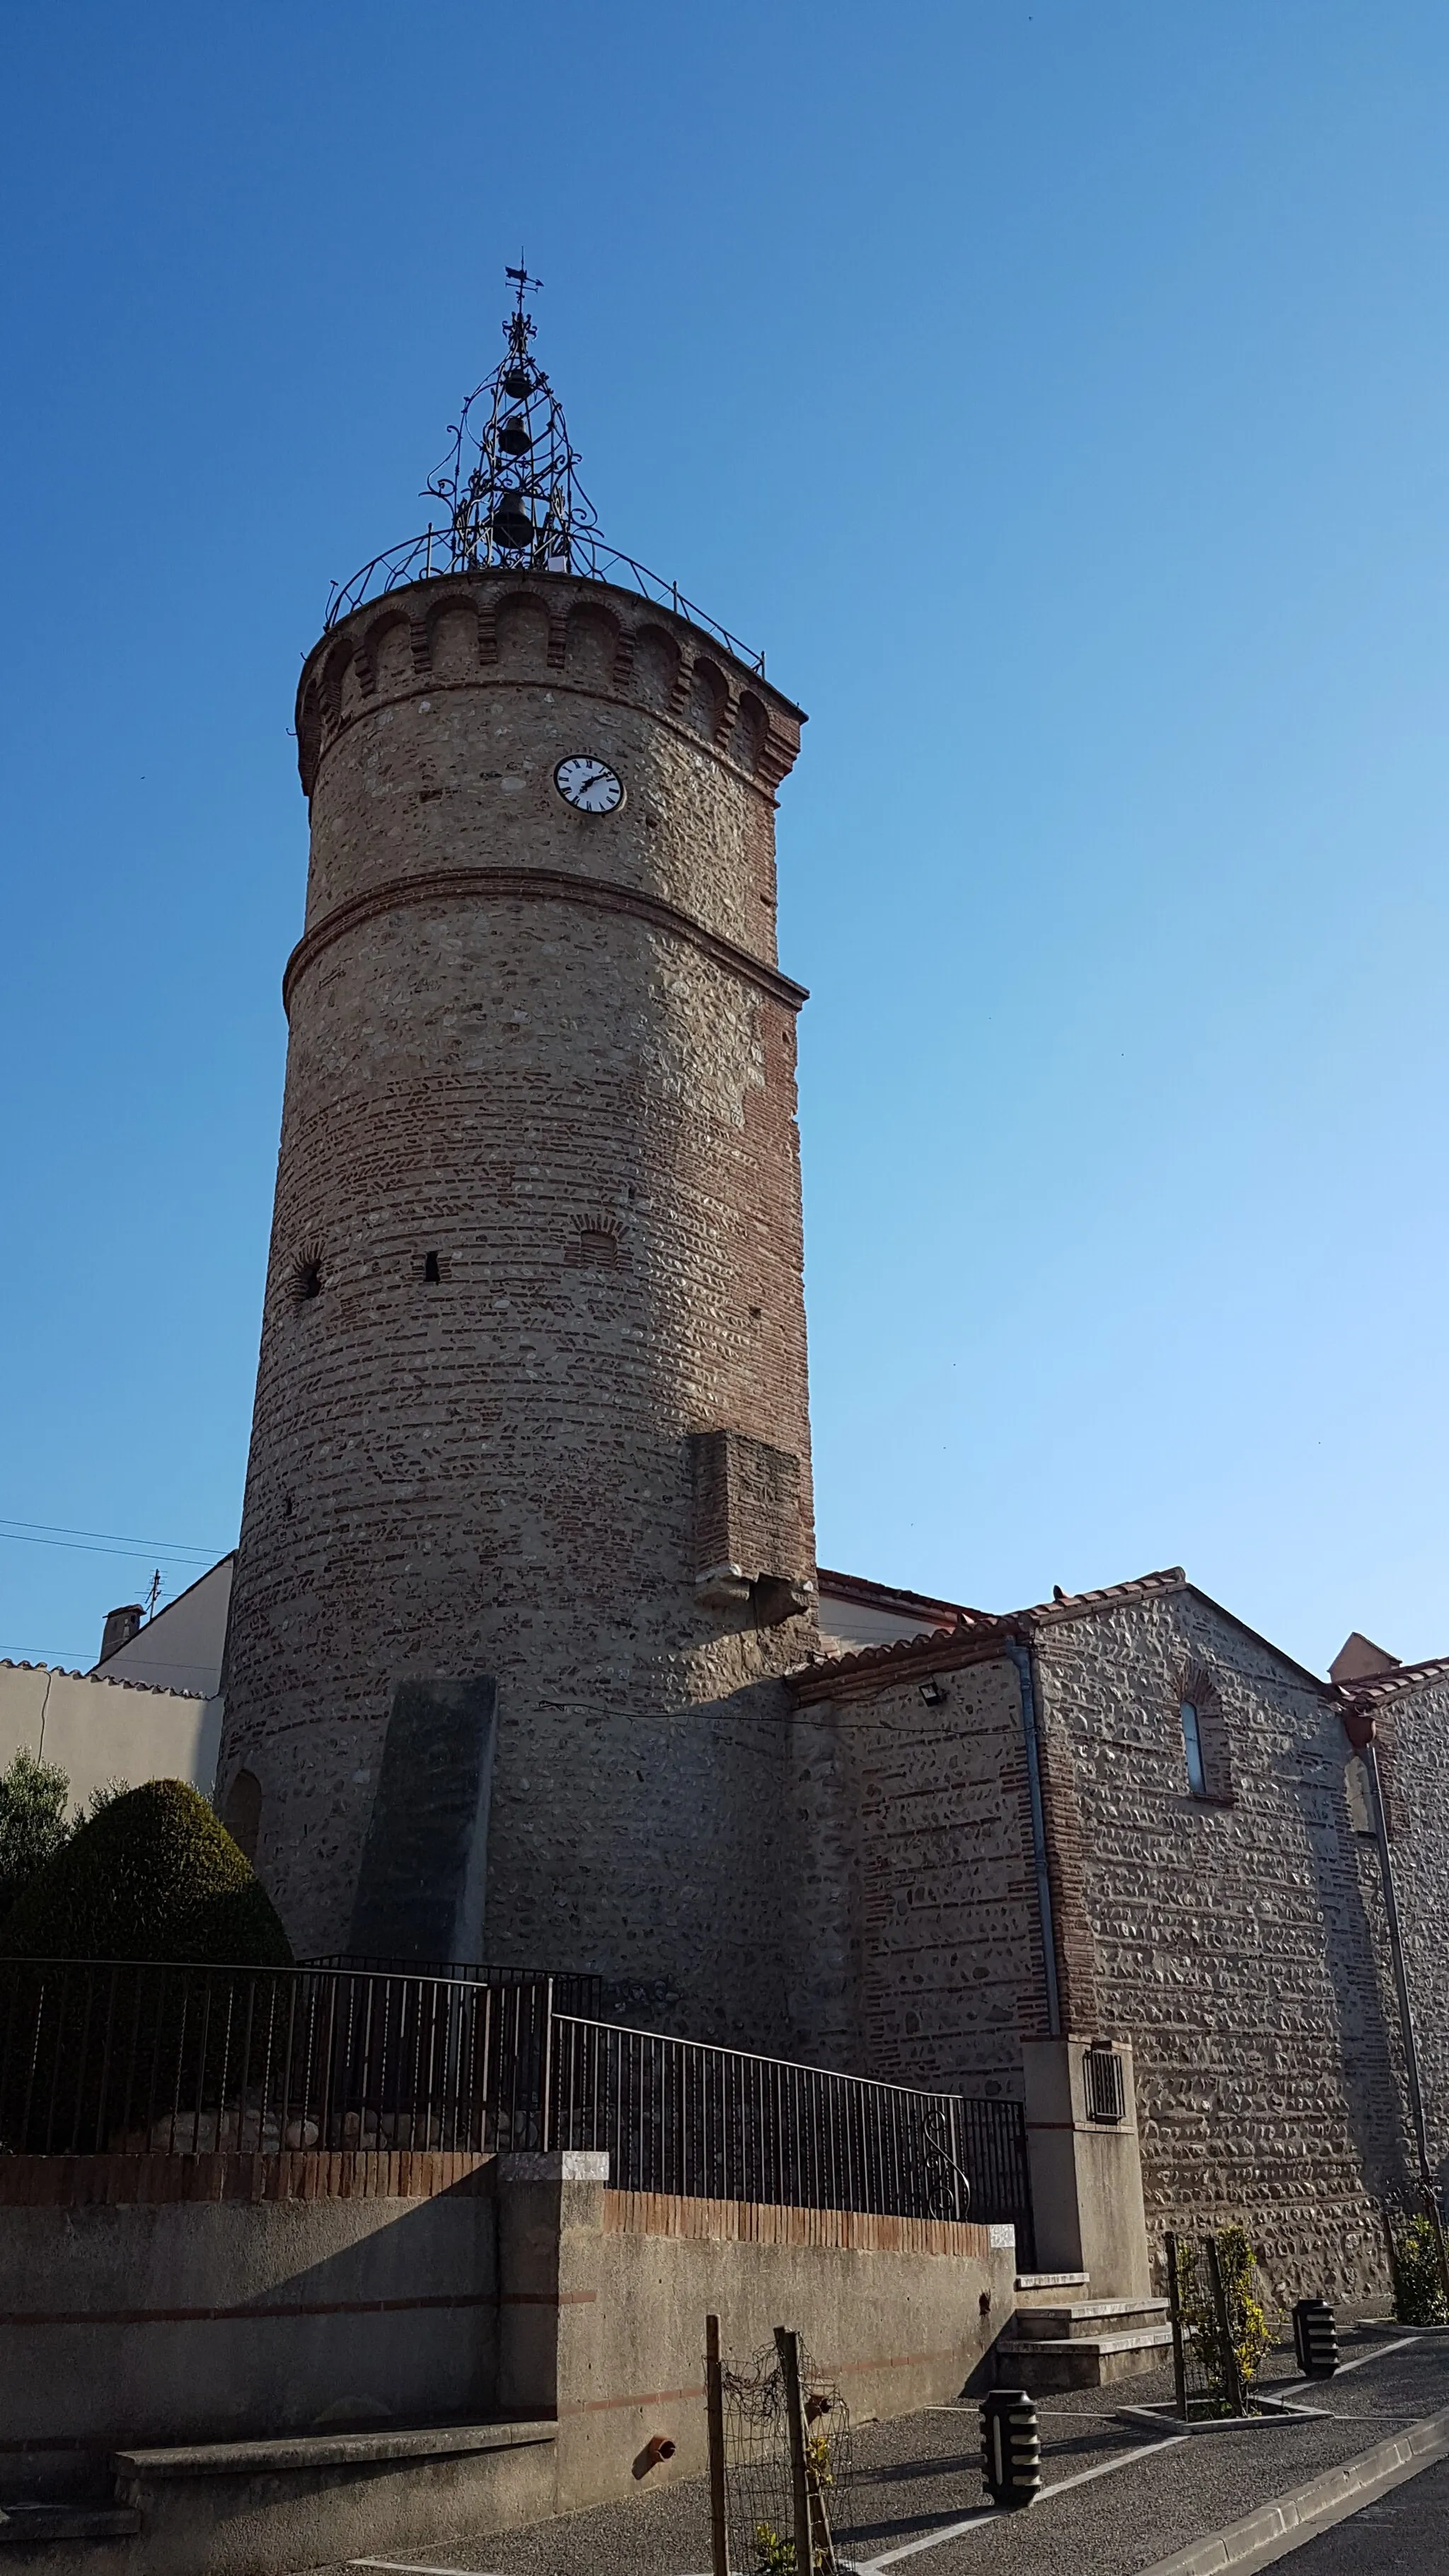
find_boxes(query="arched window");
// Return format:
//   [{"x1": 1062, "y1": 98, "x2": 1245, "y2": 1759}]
[
  {"x1": 221, "y1": 1768, "x2": 262, "y2": 1865},
  {"x1": 1180, "y1": 1701, "x2": 1208, "y2": 1798}
]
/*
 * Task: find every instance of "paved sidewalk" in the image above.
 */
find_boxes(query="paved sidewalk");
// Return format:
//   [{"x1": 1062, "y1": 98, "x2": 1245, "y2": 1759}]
[
  {"x1": 1261, "y1": 2449, "x2": 1449, "y2": 2570},
  {"x1": 323, "y1": 2325, "x2": 1449, "y2": 2576}
]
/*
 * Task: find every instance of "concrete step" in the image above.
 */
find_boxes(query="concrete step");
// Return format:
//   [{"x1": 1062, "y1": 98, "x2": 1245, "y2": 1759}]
[
  {"x1": 1014, "y1": 2271, "x2": 1090, "y2": 2305},
  {"x1": 997, "y1": 2323, "x2": 1174, "y2": 2392},
  {"x1": 105, "y1": 2418, "x2": 560, "y2": 2576},
  {"x1": 1009, "y1": 2297, "x2": 1169, "y2": 2343}
]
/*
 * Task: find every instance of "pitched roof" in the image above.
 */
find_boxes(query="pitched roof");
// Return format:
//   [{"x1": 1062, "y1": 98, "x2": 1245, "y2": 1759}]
[
  {"x1": 1335, "y1": 1651, "x2": 1449, "y2": 1709},
  {"x1": 816, "y1": 1566, "x2": 984, "y2": 1626},
  {"x1": 791, "y1": 1567, "x2": 1188, "y2": 1702}
]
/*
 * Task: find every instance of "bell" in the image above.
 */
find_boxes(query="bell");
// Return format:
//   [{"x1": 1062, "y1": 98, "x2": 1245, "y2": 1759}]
[
  {"x1": 492, "y1": 489, "x2": 534, "y2": 550},
  {"x1": 503, "y1": 366, "x2": 533, "y2": 399},
  {"x1": 497, "y1": 415, "x2": 533, "y2": 457}
]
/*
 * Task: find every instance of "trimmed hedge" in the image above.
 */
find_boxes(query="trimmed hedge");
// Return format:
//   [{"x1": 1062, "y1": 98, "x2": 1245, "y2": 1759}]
[{"x1": 0, "y1": 1779, "x2": 291, "y2": 1965}]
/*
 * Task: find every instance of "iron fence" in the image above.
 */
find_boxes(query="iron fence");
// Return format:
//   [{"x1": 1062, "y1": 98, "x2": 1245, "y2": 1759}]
[
  {"x1": 0, "y1": 1960, "x2": 1035, "y2": 2246},
  {"x1": 955, "y1": 2093, "x2": 1037, "y2": 2261},
  {"x1": 547, "y1": 2014, "x2": 1032, "y2": 2237},
  {"x1": 304, "y1": 1955, "x2": 602, "y2": 2016},
  {"x1": 322, "y1": 529, "x2": 768, "y2": 673},
  {"x1": 0, "y1": 1958, "x2": 551, "y2": 2158}
]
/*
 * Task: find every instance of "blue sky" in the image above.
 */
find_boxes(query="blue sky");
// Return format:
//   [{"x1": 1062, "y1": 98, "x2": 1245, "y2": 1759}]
[{"x1": 3, "y1": 1, "x2": 1447, "y2": 1677}]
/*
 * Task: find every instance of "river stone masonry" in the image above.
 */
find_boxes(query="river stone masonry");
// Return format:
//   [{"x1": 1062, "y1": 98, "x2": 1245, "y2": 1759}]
[{"x1": 221, "y1": 570, "x2": 815, "y2": 2042}]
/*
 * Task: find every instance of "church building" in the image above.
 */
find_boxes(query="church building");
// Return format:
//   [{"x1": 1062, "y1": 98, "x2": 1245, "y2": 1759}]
[{"x1": 217, "y1": 275, "x2": 1447, "y2": 2302}]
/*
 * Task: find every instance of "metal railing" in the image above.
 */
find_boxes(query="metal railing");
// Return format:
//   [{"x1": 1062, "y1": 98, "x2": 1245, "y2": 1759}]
[
  {"x1": 0, "y1": 1960, "x2": 1034, "y2": 2248},
  {"x1": 304, "y1": 1955, "x2": 602, "y2": 2017},
  {"x1": 546, "y1": 2014, "x2": 1032, "y2": 2239},
  {"x1": 0, "y1": 1958, "x2": 551, "y2": 2159},
  {"x1": 322, "y1": 528, "x2": 768, "y2": 674}
]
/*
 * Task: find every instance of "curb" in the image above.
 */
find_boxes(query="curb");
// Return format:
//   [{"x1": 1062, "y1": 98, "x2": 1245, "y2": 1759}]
[{"x1": 1133, "y1": 2400, "x2": 1449, "y2": 2576}]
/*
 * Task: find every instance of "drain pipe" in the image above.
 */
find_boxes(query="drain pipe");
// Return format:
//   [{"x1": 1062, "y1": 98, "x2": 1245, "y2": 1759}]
[
  {"x1": 1346, "y1": 1706, "x2": 1449, "y2": 2306},
  {"x1": 1006, "y1": 1634, "x2": 1061, "y2": 2039}
]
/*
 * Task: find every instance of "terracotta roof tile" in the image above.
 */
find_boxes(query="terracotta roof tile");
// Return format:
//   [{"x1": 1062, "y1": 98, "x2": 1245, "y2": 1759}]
[
  {"x1": 1335, "y1": 1651, "x2": 1449, "y2": 1708},
  {"x1": 790, "y1": 1566, "x2": 1189, "y2": 1700}
]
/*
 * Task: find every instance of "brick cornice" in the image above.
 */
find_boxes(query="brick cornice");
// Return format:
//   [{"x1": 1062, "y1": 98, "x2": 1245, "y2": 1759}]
[{"x1": 282, "y1": 866, "x2": 811, "y2": 1020}]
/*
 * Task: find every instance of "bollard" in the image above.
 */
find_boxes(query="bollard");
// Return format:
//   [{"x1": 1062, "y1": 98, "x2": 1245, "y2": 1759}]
[
  {"x1": 981, "y1": 2388, "x2": 1041, "y2": 2508},
  {"x1": 1292, "y1": 2298, "x2": 1339, "y2": 2379}
]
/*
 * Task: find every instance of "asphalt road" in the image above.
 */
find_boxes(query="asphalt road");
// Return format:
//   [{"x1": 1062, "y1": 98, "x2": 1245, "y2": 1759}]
[
  {"x1": 315, "y1": 2329, "x2": 1449, "y2": 2576},
  {"x1": 1270, "y1": 2448, "x2": 1449, "y2": 2572}
]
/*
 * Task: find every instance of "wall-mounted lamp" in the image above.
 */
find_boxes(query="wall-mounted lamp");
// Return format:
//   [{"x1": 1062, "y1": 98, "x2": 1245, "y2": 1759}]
[{"x1": 918, "y1": 1677, "x2": 946, "y2": 1706}]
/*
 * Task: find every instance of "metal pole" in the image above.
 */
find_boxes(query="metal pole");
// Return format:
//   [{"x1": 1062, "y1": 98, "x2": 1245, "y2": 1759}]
[
  {"x1": 775, "y1": 2327, "x2": 815, "y2": 2574},
  {"x1": 705, "y1": 2314, "x2": 728, "y2": 2576},
  {"x1": 1363, "y1": 1741, "x2": 1449, "y2": 2310}
]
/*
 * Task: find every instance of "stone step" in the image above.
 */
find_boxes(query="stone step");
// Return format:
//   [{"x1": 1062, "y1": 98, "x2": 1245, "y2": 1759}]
[
  {"x1": 1010, "y1": 2297, "x2": 1169, "y2": 2343},
  {"x1": 997, "y1": 2323, "x2": 1174, "y2": 2392}
]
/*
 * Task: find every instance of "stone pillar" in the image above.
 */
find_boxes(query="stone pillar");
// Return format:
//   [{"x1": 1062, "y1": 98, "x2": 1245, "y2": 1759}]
[
  {"x1": 495, "y1": 2149, "x2": 610, "y2": 2419},
  {"x1": 1022, "y1": 2035, "x2": 1150, "y2": 2297}
]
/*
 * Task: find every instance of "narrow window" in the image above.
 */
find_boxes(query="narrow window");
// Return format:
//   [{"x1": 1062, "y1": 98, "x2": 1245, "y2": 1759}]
[
  {"x1": 1181, "y1": 1699, "x2": 1208, "y2": 1797},
  {"x1": 423, "y1": 1250, "x2": 441, "y2": 1284},
  {"x1": 221, "y1": 1768, "x2": 262, "y2": 1865}
]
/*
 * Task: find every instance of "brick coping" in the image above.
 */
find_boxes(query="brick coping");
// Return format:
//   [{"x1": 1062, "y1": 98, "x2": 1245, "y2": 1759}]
[
  {"x1": 0, "y1": 2149, "x2": 495, "y2": 2207},
  {"x1": 602, "y1": 2188, "x2": 991, "y2": 2257}
]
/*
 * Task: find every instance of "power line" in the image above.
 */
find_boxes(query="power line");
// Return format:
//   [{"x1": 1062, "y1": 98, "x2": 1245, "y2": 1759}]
[{"x1": 0, "y1": 1518, "x2": 226, "y2": 1564}]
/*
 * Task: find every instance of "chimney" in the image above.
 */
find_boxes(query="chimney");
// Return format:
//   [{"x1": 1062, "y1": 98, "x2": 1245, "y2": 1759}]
[{"x1": 99, "y1": 1604, "x2": 144, "y2": 1665}]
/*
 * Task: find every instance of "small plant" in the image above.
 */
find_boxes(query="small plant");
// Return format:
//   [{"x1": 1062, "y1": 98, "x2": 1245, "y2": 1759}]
[
  {"x1": 1178, "y1": 2225, "x2": 1276, "y2": 2413},
  {"x1": 1217, "y1": 2224, "x2": 1274, "y2": 2390},
  {"x1": 1391, "y1": 2216, "x2": 1449, "y2": 2326},
  {"x1": 754, "y1": 2525, "x2": 795, "y2": 2575}
]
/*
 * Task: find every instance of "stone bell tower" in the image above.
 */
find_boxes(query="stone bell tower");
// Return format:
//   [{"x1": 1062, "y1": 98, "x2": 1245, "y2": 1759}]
[{"x1": 220, "y1": 272, "x2": 815, "y2": 2040}]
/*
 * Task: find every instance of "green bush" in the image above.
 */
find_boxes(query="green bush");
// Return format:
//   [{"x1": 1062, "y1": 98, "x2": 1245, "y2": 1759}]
[
  {"x1": 0, "y1": 1779, "x2": 291, "y2": 1966},
  {"x1": 1392, "y1": 2215, "x2": 1449, "y2": 2326},
  {"x1": 0, "y1": 1750, "x2": 72, "y2": 1924}
]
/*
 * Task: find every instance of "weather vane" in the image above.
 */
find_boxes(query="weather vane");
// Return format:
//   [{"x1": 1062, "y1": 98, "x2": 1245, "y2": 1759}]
[{"x1": 425, "y1": 261, "x2": 599, "y2": 576}]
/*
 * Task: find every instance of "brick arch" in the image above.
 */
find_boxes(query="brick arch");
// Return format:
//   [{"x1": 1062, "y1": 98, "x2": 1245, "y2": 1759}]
[
  {"x1": 732, "y1": 689, "x2": 767, "y2": 775},
  {"x1": 633, "y1": 623, "x2": 681, "y2": 710},
  {"x1": 427, "y1": 594, "x2": 482, "y2": 682},
  {"x1": 687, "y1": 654, "x2": 728, "y2": 745},
  {"x1": 320, "y1": 637, "x2": 355, "y2": 729},
  {"x1": 565, "y1": 600, "x2": 620, "y2": 689},
  {"x1": 495, "y1": 588, "x2": 551, "y2": 669},
  {"x1": 297, "y1": 682, "x2": 323, "y2": 795},
  {"x1": 360, "y1": 607, "x2": 415, "y2": 695}
]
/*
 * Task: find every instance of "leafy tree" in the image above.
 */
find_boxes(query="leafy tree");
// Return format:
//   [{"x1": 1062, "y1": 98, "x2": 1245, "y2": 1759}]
[{"x1": 0, "y1": 1750, "x2": 72, "y2": 1926}]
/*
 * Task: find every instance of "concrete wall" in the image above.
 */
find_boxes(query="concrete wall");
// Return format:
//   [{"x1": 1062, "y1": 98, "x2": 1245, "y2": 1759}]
[
  {"x1": 0, "y1": 2147, "x2": 1015, "y2": 2551},
  {"x1": 0, "y1": 1664, "x2": 220, "y2": 1813},
  {"x1": 0, "y1": 2153, "x2": 495, "y2": 2493},
  {"x1": 1022, "y1": 2036, "x2": 1150, "y2": 2298},
  {"x1": 495, "y1": 2152, "x2": 1016, "y2": 2514}
]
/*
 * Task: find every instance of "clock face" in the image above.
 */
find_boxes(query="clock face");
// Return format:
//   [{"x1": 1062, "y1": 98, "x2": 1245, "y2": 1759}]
[{"x1": 555, "y1": 754, "x2": 624, "y2": 816}]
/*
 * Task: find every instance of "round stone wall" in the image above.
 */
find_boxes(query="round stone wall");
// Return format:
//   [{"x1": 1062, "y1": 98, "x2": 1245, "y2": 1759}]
[{"x1": 220, "y1": 572, "x2": 815, "y2": 2040}]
